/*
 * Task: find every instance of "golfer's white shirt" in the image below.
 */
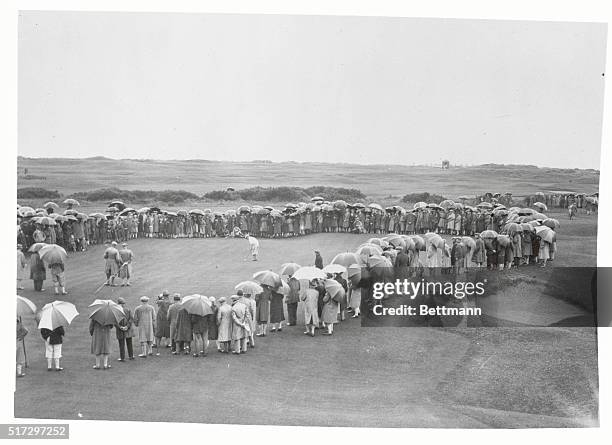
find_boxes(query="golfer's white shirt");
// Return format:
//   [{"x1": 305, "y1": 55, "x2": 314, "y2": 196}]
[{"x1": 247, "y1": 236, "x2": 259, "y2": 254}]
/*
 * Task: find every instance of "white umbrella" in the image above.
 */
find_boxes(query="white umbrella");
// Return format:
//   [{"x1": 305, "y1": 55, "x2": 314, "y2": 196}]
[
  {"x1": 292, "y1": 266, "x2": 327, "y2": 281},
  {"x1": 38, "y1": 301, "x2": 78, "y2": 330},
  {"x1": 322, "y1": 264, "x2": 347, "y2": 275}
]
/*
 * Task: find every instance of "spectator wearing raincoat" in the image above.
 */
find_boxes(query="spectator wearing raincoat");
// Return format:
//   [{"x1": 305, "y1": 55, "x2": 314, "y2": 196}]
[
  {"x1": 301, "y1": 281, "x2": 320, "y2": 337},
  {"x1": 30, "y1": 250, "x2": 46, "y2": 292},
  {"x1": 216, "y1": 296, "x2": 232, "y2": 353},
  {"x1": 511, "y1": 232, "x2": 523, "y2": 267},
  {"x1": 230, "y1": 295, "x2": 249, "y2": 354},
  {"x1": 133, "y1": 296, "x2": 156, "y2": 357},
  {"x1": 472, "y1": 234, "x2": 486, "y2": 267},
  {"x1": 17, "y1": 244, "x2": 26, "y2": 290}
]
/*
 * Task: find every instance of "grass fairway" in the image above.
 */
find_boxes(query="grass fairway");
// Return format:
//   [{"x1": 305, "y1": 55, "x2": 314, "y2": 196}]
[{"x1": 14, "y1": 210, "x2": 599, "y2": 427}]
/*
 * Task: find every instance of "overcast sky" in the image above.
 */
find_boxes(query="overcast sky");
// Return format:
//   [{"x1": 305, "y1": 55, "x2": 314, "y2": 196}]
[{"x1": 18, "y1": 12, "x2": 607, "y2": 168}]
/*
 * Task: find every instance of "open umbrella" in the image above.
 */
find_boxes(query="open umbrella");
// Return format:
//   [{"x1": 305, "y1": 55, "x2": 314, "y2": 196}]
[
  {"x1": 367, "y1": 238, "x2": 390, "y2": 248},
  {"x1": 477, "y1": 202, "x2": 493, "y2": 209},
  {"x1": 28, "y1": 242, "x2": 48, "y2": 253},
  {"x1": 356, "y1": 244, "x2": 383, "y2": 256},
  {"x1": 409, "y1": 235, "x2": 426, "y2": 251},
  {"x1": 347, "y1": 264, "x2": 362, "y2": 286},
  {"x1": 177, "y1": 210, "x2": 188, "y2": 217},
  {"x1": 235, "y1": 281, "x2": 264, "y2": 295},
  {"x1": 413, "y1": 202, "x2": 427, "y2": 210},
  {"x1": 119, "y1": 208, "x2": 136, "y2": 216},
  {"x1": 534, "y1": 226, "x2": 555, "y2": 243},
  {"x1": 238, "y1": 205, "x2": 251, "y2": 213},
  {"x1": 252, "y1": 270, "x2": 282, "y2": 288},
  {"x1": 480, "y1": 230, "x2": 498, "y2": 239},
  {"x1": 352, "y1": 202, "x2": 365, "y2": 209},
  {"x1": 137, "y1": 207, "x2": 151, "y2": 213},
  {"x1": 89, "y1": 300, "x2": 125, "y2": 325},
  {"x1": 33, "y1": 216, "x2": 57, "y2": 226},
  {"x1": 402, "y1": 236, "x2": 416, "y2": 252},
  {"x1": 310, "y1": 196, "x2": 325, "y2": 202},
  {"x1": 457, "y1": 195, "x2": 470, "y2": 201},
  {"x1": 39, "y1": 244, "x2": 67, "y2": 264},
  {"x1": 292, "y1": 266, "x2": 326, "y2": 281},
  {"x1": 518, "y1": 208, "x2": 535, "y2": 216},
  {"x1": 368, "y1": 203, "x2": 383, "y2": 211},
  {"x1": 109, "y1": 200, "x2": 125, "y2": 208},
  {"x1": 43, "y1": 202, "x2": 59, "y2": 210},
  {"x1": 521, "y1": 223, "x2": 536, "y2": 232},
  {"x1": 63, "y1": 209, "x2": 78, "y2": 216},
  {"x1": 383, "y1": 234, "x2": 405, "y2": 247},
  {"x1": 189, "y1": 209, "x2": 205, "y2": 216},
  {"x1": 181, "y1": 295, "x2": 213, "y2": 316},
  {"x1": 532, "y1": 212, "x2": 548, "y2": 220},
  {"x1": 504, "y1": 222, "x2": 521, "y2": 234},
  {"x1": 89, "y1": 212, "x2": 107, "y2": 220},
  {"x1": 279, "y1": 262, "x2": 302, "y2": 276},
  {"x1": 439, "y1": 200, "x2": 455, "y2": 209},
  {"x1": 17, "y1": 295, "x2": 36, "y2": 316},
  {"x1": 107, "y1": 206, "x2": 119, "y2": 213},
  {"x1": 496, "y1": 235, "x2": 511, "y2": 247},
  {"x1": 324, "y1": 279, "x2": 345, "y2": 301},
  {"x1": 277, "y1": 280, "x2": 291, "y2": 297},
  {"x1": 533, "y1": 202, "x2": 548, "y2": 212},
  {"x1": 63, "y1": 198, "x2": 80, "y2": 206},
  {"x1": 461, "y1": 236, "x2": 477, "y2": 250},
  {"x1": 367, "y1": 255, "x2": 393, "y2": 269},
  {"x1": 322, "y1": 264, "x2": 347, "y2": 275},
  {"x1": 542, "y1": 218, "x2": 560, "y2": 229},
  {"x1": 333, "y1": 200, "x2": 347, "y2": 210},
  {"x1": 331, "y1": 252, "x2": 361, "y2": 267},
  {"x1": 38, "y1": 301, "x2": 78, "y2": 330},
  {"x1": 427, "y1": 203, "x2": 443, "y2": 210}
]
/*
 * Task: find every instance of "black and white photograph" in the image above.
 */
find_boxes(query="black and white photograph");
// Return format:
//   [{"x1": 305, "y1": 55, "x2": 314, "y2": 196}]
[{"x1": 5, "y1": 1, "x2": 611, "y2": 439}]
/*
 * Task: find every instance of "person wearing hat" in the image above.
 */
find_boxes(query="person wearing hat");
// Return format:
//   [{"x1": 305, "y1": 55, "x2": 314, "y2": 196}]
[
  {"x1": 89, "y1": 316, "x2": 112, "y2": 370},
  {"x1": 167, "y1": 294, "x2": 182, "y2": 354},
  {"x1": 17, "y1": 244, "x2": 26, "y2": 290},
  {"x1": 118, "y1": 242, "x2": 134, "y2": 286},
  {"x1": 154, "y1": 291, "x2": 171, "y2": 354},
  {"x1": 115, "y1": 297, "x2": 135, "y2": 361},
  {"x1": 230, "y1": 295, "x2": 249, "y2": 354},
  {"x1": 244, "y1": 233, "x2": 259, "y2": 261},
  {"x1": 216, "y1": 296, "x2": 232, "y2": 353},
  {"x1": 29, "y1": 247, "x2": 46, "y2": 292},
  {"x1": 133, "y1": 296, "x2": 156, "y2": 358},
  {"x1": 103, "y1": 241, "x2": 122, "y2": 287},
  {"x1": 238, "y1": 290, "x2": 256, "y2": 347},
  {"x1": 314, "y1": 250, "x2": 323, "y2": 269}
]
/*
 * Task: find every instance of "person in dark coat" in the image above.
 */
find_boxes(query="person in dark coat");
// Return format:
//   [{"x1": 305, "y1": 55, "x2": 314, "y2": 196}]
[
  {"x1": 29, "y1": 251, "x2": 46, "y2": 291},
  {"x1": 190, "y1": 313, "x2": 208, "y2": 357},
  {"x1": 41, "y1": 326, "x2": 65, "y2": 371},
  {"x1": 269, "y1": 289, "x2": 285, "y2": 332},
  {"x1": 154, "y1": 292, "x2": 171, "y2": 354},
  {"x1": 314, "y1": 250, "x2": 324, "y2": 269},
  {"x1": 207, "y1": 297, "x2": 219, "y2": 346},
  {"x1": 285, "y1": 276, "x2": 300, "y2": 326},
  {"x1": 115, "y1": 297, "x2": 135, "y2": 361},
  {"x1": 315, "y1": 279, "x2": 326, "y2": 327},
  {"x1": 174, "y1": 307, "x2": 192, "y2": 355}
]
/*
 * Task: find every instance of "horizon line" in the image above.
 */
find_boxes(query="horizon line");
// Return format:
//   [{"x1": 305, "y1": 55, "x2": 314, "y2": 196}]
[{"x1": 16, "y1": 156, "x2": 601, "y2": 171}]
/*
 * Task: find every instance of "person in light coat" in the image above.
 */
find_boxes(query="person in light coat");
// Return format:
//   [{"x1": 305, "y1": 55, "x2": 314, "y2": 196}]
[
  {"x1": 238, "y1": 290, "x2": 257, "y2": 347},
  {"x1": 17, "y1": 245, "x2": 26, "y2": 290},
  {"x1": 230, "y1": 295, "x2": 249, "y2": 354},
  {"x1": 133, "y1": 296, "x2": 156, "y2": 357},
  {"x1": 301, "y1": 280, "x2": 320, "y2": 337},
  {"x1": 167, "y1": 294, "x2": 182, "y2": 354},
  {"x1": 216, "y1": 297, "x2": 233, "y2": 353}
]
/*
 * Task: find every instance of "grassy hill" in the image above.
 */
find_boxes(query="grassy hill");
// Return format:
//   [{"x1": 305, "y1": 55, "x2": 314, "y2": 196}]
[{"x1": 17, "y1": 157, "x2": 599, "y2": 201}]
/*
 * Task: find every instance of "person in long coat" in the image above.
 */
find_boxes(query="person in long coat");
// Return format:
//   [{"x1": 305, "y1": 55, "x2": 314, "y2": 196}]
[
  {"x1": 230, "y1": 295, "x2": 249, "y2": 354},
  {"x1": 321, "y1": 287, "x2": 341, "y2": 335},
  {"x1": 89, "y1": 318, "x2": 113, "y2": 370},
  {"x1": 115, "y1": 297, "x2": 135, "y2": 361},
  {"x1": 301, "y1": 281, "x2": 320, "y2": 336},
  {"x1": 472, "y1": 234, "x2": 486, "y2": 267},
  {"x1": 511, "y1": 232, "x2": 523, "y2": 267},
  {"x1": 133, "y1": 296, "x2": 156, "y2": 357},
  {"x1": 154, "y1": 292, "x2": 171, "y2": 353},
  {"x1": 174, "y1": 306, "x2": 192, "y2": 354},
  {"x1": 286, "y1": 276, "x2": 300, "y2": 326},
  {"x1": 216, "y1": 297, "x2": 233, "y2": 353},
  {"x1": 17, "y1": 244, "x2": 26, "y2": 290},
  {"x1": 255, "y1": 287, "x2": 270, "y2": 337},
  {"x1": 207, "y1": 297, "x2": 219, "y2": 349},
  {"x1": 521, "y1": 230, "x2": 533, "y2": 264},
  {"x1": 29, "y1": 251, "x2": 46, "y2": 291},
  {"x1": 269, "y1": 289, "x2": 285, "y2": 332},
  {"x1": 167, "y1": 294, "x2": 182, "y2": 354},
  {"x1": 239, "y1": 291, "x2": 257, "y2": 347}
]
